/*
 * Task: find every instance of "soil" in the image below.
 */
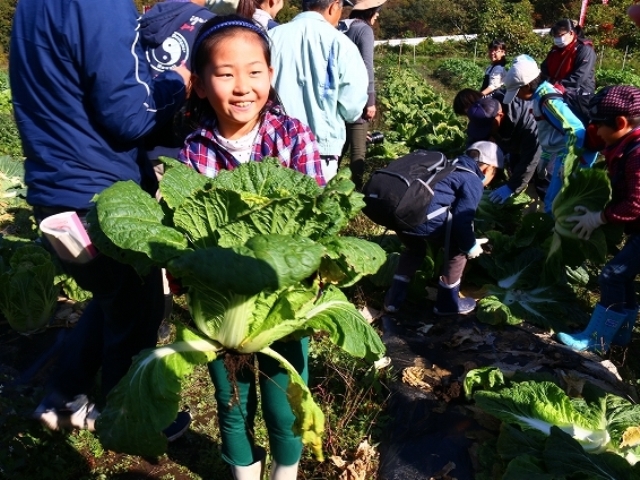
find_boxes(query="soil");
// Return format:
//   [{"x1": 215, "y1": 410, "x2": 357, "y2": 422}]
[{"x1": 375, "y1": 295, "x2": 638, "y2": 480}]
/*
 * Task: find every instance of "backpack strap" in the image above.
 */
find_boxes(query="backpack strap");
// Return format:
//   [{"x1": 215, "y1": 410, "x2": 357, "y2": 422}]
[{"x1": 536, "y1": 92, "x2": 565, "y2": 134}]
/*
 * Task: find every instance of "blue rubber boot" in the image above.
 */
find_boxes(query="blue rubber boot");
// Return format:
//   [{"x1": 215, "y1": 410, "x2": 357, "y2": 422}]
[
  {"x1": 383, "y1": 275, "x2": 410, "y2": 313},
  {"x1": 433, "y1": 277, "x2": 476, "y2": 316},
  {"x1": 557, "y1": 304, "x2": 626, "y2": 353},
  {"x1": 612, "y1": 306, "x2": 639, "y2": 347}
]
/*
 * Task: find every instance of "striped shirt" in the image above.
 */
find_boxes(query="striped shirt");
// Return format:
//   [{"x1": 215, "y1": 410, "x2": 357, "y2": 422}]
[{"x1": 178, "y1": 106, "x2": 326, "y2": 186}]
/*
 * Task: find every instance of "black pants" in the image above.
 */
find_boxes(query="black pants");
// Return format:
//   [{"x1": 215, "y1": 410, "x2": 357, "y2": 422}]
[{"x1": 34, "y1": 207, "x2": 164, "y2": 404}]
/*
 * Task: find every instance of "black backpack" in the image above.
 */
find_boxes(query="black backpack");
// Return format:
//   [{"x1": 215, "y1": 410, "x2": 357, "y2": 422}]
[{"x1": 362, "y1": 150, "x2": 475, "y2": 231}]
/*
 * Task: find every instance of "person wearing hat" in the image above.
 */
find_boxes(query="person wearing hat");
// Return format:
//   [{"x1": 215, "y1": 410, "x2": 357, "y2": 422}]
[
  {"x1": 557, "y1": 85, "x2": 640, "y2": 353},
  {"x1": 465, "y1": 92, "x2": 541, "y2": 205},
  {"x1": 338, "y1": 0, "x2": 387, "y2": 190},
  {"x1": 502, "y1": 54, "x2": 591, "y2": 215},
  {"x1": 384, "y1": 141, "x2": 503, "y2": 316},
  {"x1": 268, "y1": 0, "x2": 368, "y2": 183}
]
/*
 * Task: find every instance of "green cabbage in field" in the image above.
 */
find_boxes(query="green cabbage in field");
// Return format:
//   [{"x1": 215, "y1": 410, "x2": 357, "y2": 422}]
[
  {"x1": 0, "y1": 244, "x2": 58, "y2": 334},
  {"x1": 465, "y1": 367, "x2": 640, "y2": 478},
  {"x1": 89, "y1": 159, "x2": 387, "y2": 459}
]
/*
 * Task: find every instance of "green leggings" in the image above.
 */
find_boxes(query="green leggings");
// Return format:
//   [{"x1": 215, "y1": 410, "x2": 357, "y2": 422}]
[{"x1": 208, "y1": 337, "x2": 309, "y2": 467}]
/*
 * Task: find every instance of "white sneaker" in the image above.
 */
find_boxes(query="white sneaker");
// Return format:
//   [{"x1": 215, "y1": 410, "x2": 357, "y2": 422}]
[{"x1": 33, "y1": 394, "x2": 100, "y2": 432}]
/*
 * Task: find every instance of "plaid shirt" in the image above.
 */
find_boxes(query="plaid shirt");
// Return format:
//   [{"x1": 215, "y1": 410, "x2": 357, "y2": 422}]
[
  {"x1": 178, "y1": 106, "x2": 325, "y2": 186},
  {"x1": 603, "y1": 127, "x2": 640, "y2": 233}
]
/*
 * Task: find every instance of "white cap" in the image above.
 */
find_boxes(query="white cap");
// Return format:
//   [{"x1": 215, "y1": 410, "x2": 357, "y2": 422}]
[
  {"x1": 466, "y1": 141, "x2": 504, "y2": 168},
  {"x1": 502, "y1": 54, "x2": 541, "y2": 104}
]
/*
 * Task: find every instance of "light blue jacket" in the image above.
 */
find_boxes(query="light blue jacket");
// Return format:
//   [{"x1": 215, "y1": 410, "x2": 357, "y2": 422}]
[
  {"x1": 532, "y1": 81, "x2": 585, "y2": 153},
  {"x1": 268, "y1": 12, "x2": 368, "y2": 156}
]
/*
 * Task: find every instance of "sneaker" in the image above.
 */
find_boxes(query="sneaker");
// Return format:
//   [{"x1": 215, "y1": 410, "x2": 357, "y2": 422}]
[
  {"x1": 163, "y1": 409, "x2": 192, "y2": 442},
  {"x1": 33, "y1": 394, "x2": 100, "y2": 432}
]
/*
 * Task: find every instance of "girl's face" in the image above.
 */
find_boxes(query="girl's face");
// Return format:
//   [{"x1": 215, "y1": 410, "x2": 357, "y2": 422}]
[
  {"x1": 553, "y1": 30, "x2": 575, "y2": 48},
  {"x1": 488, "y1": 48, "x2": 505, "y2": 63},
  {"x1": 193, "y1": 32, "x2": 273, "y2": 140}
]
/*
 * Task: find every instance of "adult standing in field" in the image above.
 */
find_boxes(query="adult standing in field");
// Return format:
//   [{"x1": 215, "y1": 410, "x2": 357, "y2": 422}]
[
  {"x1": 236, "y1": 0, "x2": 284, "y2": 29},
  {"x1": 268, "y1": 0, "x2": 369, "y2": 182},
  {"x1": 338, "y1": 0, "x2": 387, "y2": 190},
  {"x1": 541, "y1": 18, "x2": 596, "y2": 94},
  {"x1": 10, "y1": 0, "x2": 190, "y2": 437},
  {"x1": 465, "y1": 93, "x2": 542, "y2": 204}
]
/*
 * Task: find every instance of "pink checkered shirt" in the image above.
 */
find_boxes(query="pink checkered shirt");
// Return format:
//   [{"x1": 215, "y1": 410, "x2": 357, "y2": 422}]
[{"x1": 178, "y1": 106, "x2": 325, "y2": 186}]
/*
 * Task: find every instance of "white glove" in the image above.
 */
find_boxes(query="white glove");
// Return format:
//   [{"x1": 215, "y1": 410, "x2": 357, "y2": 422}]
[
  {"x1": 566, "y1": 206, "x2": 606, "y2": 240},
  {"x1": 467, "y1": 238, "x2": 489, "y2": 259}
]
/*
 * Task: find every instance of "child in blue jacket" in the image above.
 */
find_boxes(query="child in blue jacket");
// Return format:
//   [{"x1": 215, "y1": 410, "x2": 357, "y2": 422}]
[{"x1": 384, "y1": 141, "x2": 503, "y2": 316}]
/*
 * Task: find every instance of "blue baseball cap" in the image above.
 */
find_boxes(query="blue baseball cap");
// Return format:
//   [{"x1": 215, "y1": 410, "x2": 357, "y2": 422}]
[{"x1": 466, "y1": 97, "x2": 500, "y2": 141}]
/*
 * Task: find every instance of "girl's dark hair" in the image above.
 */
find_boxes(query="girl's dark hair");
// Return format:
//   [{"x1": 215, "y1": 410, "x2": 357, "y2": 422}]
[
  {"x1": 488, "y1": 39, "x2": 506, "y2": 52},
  {"x1": 236, "y1": 0, "x2": 261, "y2": 20},
  {"x1": 453, "y1": 88, "x2": 483, "y2": 115},
  {"x1": 349, "y1": 6, "x2": 381, "y2": 24},
  {"x1": 487, "y1": 39, "x2": 507, "y2": 66},
  {"x1": 185, "y1": 15, "x2": 279, "y2": 127},
  {"x1": 550, "y1": 18, "x2": 585, "y2": 38}
]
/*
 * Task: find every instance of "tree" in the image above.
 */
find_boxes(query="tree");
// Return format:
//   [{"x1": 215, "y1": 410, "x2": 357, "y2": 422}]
[{"x1": 0, "y1": 0, "x2": 15, "y2": 65}]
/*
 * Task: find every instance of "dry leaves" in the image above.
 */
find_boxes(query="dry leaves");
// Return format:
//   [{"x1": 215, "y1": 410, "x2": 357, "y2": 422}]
[{"x1": 330, "y1": 439, "x2": 379, "y2": 480}]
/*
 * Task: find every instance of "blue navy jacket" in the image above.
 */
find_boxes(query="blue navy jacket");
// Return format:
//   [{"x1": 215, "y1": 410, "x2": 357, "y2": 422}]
[
  {"x1": 140, "y1": 2, "x2": 213, "y2": 75},
  {"x1": 409, "y1": 154, "x2": 485, "y2": 253},
  {"x1": 140, "y1": 1, "x2": 214, "y2": 160},
  {"x1": 10, "y1": 0, "x2": 187, "y2": 211}
]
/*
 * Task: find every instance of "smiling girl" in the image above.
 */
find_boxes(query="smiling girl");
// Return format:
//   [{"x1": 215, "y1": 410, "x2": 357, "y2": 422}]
[
  {"x1": 178, "y1": 15, "x2": 325, "y2": 187},
  {"x1": 178, "y1": 15, "x2": 324, "y2": 479}
]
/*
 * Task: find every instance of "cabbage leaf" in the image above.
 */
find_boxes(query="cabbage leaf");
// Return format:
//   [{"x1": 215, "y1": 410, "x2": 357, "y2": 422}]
[{"x1": 465, "y1": 367, "x2": 640, "y2": 479}]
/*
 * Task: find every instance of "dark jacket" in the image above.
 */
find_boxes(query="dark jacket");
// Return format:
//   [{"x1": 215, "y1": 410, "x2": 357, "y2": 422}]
[
  {"x1": 474, "y1": 91, "x2": 541, "y2": 194},
  {"x1": 409, "y1": 154, "x2": 484, "y2": 253},
  {"x1": 140, "y1": 2, "x2": 214, "y2": 160},
  {"x1": 339, "y1": 19, "x2": 375, "y2": 123},
  {"x1": 140, "y1": 2, "x2": 214, "y2": 75},
  {"x1": 10, "y1": 0, "x2": 186, "y2": 210}
]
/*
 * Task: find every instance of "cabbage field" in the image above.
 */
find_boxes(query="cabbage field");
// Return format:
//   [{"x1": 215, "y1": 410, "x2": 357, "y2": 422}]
[{"x1": 2, "y1": 51, "x2": 640, "y2": 480}]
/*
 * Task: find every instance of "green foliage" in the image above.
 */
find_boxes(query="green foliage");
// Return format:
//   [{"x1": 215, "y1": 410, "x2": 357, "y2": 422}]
[
  {"x1": 596, "y1": 68, "x2": 640, "y2": 88},
  {"x1": 377, "y1": 66, "x2": 466, "y2": 156},
  {"x1": 466, "y1": 367, "x2": 640, "y2": 478},
  {"x1": 0, "y1": 0, "x2": 15, "y2": 65},
  {"x1": 0, "y1": 71, "x2": 22, "y2": 158},
  {"x1": 433, "y1": 58, "x2": 484, "y2": 91}
]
